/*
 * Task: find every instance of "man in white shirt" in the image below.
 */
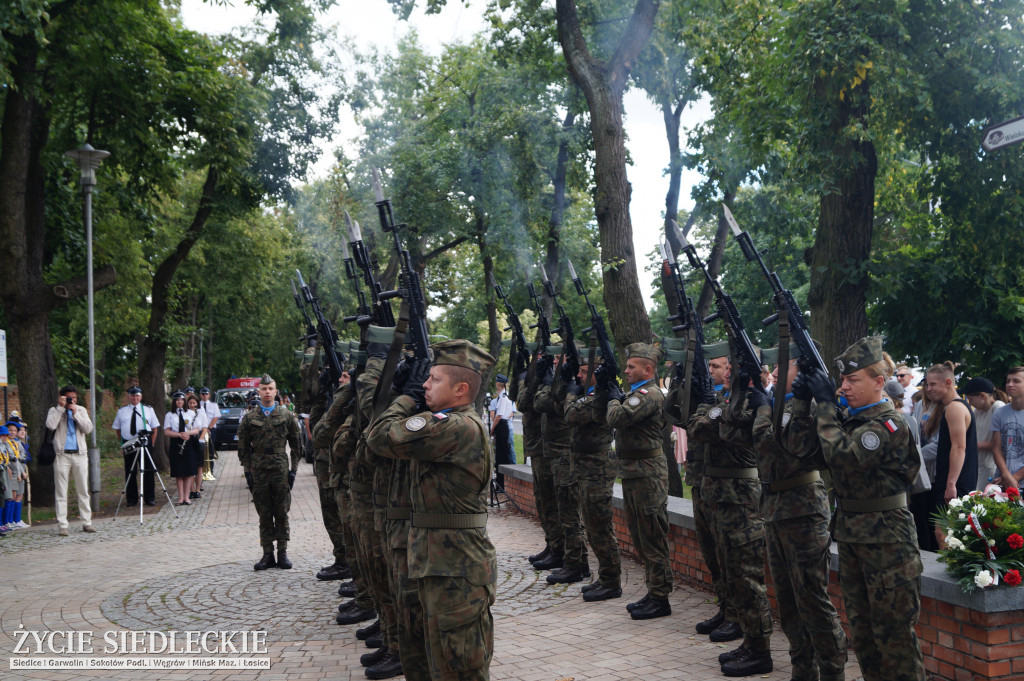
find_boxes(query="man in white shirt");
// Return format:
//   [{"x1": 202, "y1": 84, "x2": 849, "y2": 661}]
[
  {"x1": 491, "y1": 374, "x2": 515, "y2": 487},
  {"x1": 45, "y1": 385, "x2": 95, "y2": 536},
  {"x1": 198, "y1": 387, "x2": 221, "y2": 480},
  {"x1": 112, "y1": 386, "x2": 159, "y2": 506},
  {"x1": 895, "y1": 365, "x2": 916, "y2": 413}
]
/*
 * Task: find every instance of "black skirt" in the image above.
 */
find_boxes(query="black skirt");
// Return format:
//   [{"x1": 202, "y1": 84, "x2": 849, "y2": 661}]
[{"x1": 169, "y1": 436, "x2": 201, "y2": 478}]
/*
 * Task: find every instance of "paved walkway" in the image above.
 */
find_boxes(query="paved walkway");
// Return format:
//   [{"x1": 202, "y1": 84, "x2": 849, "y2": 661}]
[{"x1": 0, "y1": 452, "x2": 864, "y2": 680}]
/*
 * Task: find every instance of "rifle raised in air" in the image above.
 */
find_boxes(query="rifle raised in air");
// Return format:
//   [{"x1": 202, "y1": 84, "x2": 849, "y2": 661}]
[
  {"x1": 345, "y1": 210, "x2": 396, "y2": 329},
  {"x1": 290, "y1": 278, "x2": 318, "y2": 348},
  {"x1": 490, "y1": 272, "x2": 530, "y2": 377},
  {"x1": 294, "y1": 269, "x2": 345, "y2": 391},
  {"x1": 659, "y1": 233, "x2": 712, "y2": 399},
  {"x1": 539, "y1": 264, "x2": 582, "y2": 384},
  {"x1": 671, "y1": 220, "x2": 765, "y2": 394},
  {"x1": 566, "y1": 260, "x2": 619, "y2": 383}
]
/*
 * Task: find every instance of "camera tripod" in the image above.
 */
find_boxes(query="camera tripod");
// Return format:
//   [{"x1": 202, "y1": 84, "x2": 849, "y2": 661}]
[{"x1": 113, "y1": 437, "x2": 178, "y2": 524}]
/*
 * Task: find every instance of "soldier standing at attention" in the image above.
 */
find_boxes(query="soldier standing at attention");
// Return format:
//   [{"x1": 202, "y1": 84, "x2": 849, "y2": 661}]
[
  {"x1": 563, "y1": 350, "x2": 621, "y2": 600},
  {"x1": 748, "y1": 348, "x2": 847, "y2": 681},
  {"x1": 795, "y1": 336, "x2": 924, "y2": 681},
  {"x1": 236, "y1": 374, "x2": 302, "y2": 571},
  {"x1": 603, "y1": 342, "x2": 671, "y2": 620},
  {"x1": 367, "y1": 340, "x2": 497, "y2": 681}
]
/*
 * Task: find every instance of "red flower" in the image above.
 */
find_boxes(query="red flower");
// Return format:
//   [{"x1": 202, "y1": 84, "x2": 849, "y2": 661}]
[
  {"x1": 1008, "y1": 534, "x2": 1024, "y2": 550},
  {"x1": 1005, "y1": 570, "x2": 1022, "y2": 586},
  {"x1": 983, "y1": 523, "x2": 993, "y2": 530},
  {"x1": 1008, "y1": 488, "x2": 1020, "y2": 499}
]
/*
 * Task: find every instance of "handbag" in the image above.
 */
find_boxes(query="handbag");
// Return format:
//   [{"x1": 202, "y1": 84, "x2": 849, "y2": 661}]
[{"x1": 37, "y1": 426, "x2": 57, "y2": 466}]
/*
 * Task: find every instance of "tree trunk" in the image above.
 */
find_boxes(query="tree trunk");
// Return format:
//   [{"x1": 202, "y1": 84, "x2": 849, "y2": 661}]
[
  {"x1": 662, "y1": 98, "x2": 684, "y2": 227},
  {"x1": 557, "y1": 0, "x2": 660, "y2": 355},
  {"x1": 808, "y1": 141, "x2": 876, "y2": 376}
]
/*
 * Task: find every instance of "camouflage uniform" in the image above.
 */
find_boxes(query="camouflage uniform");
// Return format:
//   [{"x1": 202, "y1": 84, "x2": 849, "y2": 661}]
[
  {"x1": 564, "y1": 384, "x2": 620, "y2": 588},
  {"x1": 517, "y1": 366, "x2": 559, "y2": 557},
  {"x1": 311, "y1": 386, "x2": 346, "y2": 565},
  {"x1": 334, "y1": 412, "x2": 375, "y2": 611},
  {"x1": 752, "y1": 389, "x2": 847, "y2": 681},
  {"x1": 689, "y1": 389, "x2": 772, "y2": 653},
  {"x1": 665, "y1": 379, "x2": 725, "y2": 618},
  {"x1": 237, "y1": 402, "x2": 301, "y2": 552},
  {"x1": 606, "y1": 345, "x2": 672, "y2": 600},
  {"x1": 535, "y1": 378, "x2": 587, "y2": 572},
  {"x1": 813, "y1": 337, "x2": 924, "y2": 681},
  {"x1": 367, "y1": 340, "x2": 497, "y2": 681},
  {"x1": 350, "y1": 357, "x2": 399, "y2": 653}
]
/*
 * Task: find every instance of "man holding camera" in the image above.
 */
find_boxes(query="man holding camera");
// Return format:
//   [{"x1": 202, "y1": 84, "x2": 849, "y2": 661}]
[
  {"x1": 46, "y1": 385, "x2": 95, "y2": 536},
  {"x1": 112, "y1": 386, "x2": 159, "y2": 507}
]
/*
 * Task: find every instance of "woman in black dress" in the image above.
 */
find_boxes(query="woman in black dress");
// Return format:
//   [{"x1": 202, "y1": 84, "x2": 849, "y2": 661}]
[{"x1": 164, "y1": 392, "x2": 201, "y2": 505}]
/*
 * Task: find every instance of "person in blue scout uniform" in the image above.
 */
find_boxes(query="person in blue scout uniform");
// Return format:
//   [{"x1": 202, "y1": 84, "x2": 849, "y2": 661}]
[
  {"x1": 603, "y1": 342, "x2": 672, "y2": 620},
  {"x1": 795, "y1": 336, "x2": 924, "y2": 681}
]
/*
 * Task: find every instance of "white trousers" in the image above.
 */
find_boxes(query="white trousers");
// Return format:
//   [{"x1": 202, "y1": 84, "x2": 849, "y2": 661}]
[{"x1": 54, "y1": 452, "x2": 92, "y2": 528}]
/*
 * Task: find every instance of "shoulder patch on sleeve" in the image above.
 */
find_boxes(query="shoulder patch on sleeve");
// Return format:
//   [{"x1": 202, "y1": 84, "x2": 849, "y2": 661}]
[
  {"x1": 638, "y1": 389, "x2": 649, "y2": 395},
  {"x1": 709, "y1": 406, "x2": 723, "y2": 420},
  {"x1": 861, "y1": 431, "x2": 881, "y2": 450},
  {"x1": 884, "y1": 418, "x2": 899, "y2": 433},
  {"x1": 627, "y1": 396, "x2": 641, "y2": 406},
  {"x1": 405, "y1": 416, "x2": 427, "y2": 431},
  {"x1": 432, "y1": 412, "x2": 449, "y2": 421}
]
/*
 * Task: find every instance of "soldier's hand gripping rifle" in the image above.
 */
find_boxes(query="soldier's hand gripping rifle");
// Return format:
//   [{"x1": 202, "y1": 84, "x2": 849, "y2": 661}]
[
  {"x1": 566, "y1": 260, "x2": 620, "y2": 386},
  {"x1": 659, "y1": 233, "x2": 714, "y2": 407},
  {"x1": 490, "y1": 272, "x2": 530, "y2": 377},
  {"x1": 671, "y1": 221, "x2": 766, "y2": 395},
  {"x1": 539, "y1": 264, "x2": 582, "y2": 385},
  {"x1": 372, "y1": 169, "x2": 430, "y2": 360},
  {"x1": 345, "y1": 210, "x2": 396, "y2": 329},
  {"x1": 295, "y1": 269, "x2": 345, "y2": 394},
  {"x1": 290, "y1": 278, "x2": 318, "y2": 348},
  {"x1": 723, "y1": 205, "x2": 840, "y2": 422}
]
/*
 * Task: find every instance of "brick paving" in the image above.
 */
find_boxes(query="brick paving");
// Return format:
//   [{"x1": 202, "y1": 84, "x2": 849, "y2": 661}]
[{"x1": 0, "y1": 452, "x2": 864, "y2": 680}]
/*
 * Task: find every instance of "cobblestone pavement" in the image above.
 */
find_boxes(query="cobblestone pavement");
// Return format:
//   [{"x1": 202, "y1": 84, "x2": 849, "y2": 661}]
[{"x1": 0, "y1": 452, "x2": 864, "y2": 680}]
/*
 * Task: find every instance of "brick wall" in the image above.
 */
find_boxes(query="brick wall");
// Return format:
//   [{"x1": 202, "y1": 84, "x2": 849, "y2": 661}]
[{"x1": 501, "y1": 465, "x2": 1024, "y2": 681}]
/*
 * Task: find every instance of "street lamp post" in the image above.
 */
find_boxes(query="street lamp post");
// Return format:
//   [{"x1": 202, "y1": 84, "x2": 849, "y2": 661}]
[{"x1": 65, "y1": 143, "x2": 110, "y2": 511}]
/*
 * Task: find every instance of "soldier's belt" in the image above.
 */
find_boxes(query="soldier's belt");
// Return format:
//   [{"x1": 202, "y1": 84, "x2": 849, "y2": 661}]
[
  {"x1": 373, "y1": 493, "x2": 387, "y2": 506},
  {"x1": 411, "y1": 512, "x2": 487, "y2": 529},
  {"x1": 385, "y1": 507, "x2": 411, "y2": 521},
  {"x1": 837, "y1": 492, "x2": 907, "y2": 513},
  {"x1": 617, "y1": 447, "x2": 662, "y2": 460},
  {"x1": 349, "y1": 481, "x2": 373, "y2": 494},
  {"x1": 704, "y1": 466, "x2": 759, "y2": 479},
  {"x1": 765, "y1": 470, "x2": 821, "y2": 494},
  {"x1": 572, "y1": 443, "x2": 614, "y2": 454}
]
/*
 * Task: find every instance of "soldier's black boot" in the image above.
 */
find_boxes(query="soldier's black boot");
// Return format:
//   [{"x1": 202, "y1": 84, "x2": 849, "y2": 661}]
[
  {"x1": 546, "y1": 565, "x2": 591, "y2": 584},
  {"x1": 625, "y1": 593, "x2": 651, "y2": 613},
  {"x1": 276, "y1": 550, "x2": 292, "y2": 569},
  {"x1": 253, "y1": 552, "x2": 276, "y2": 571},
  {"x1": 365, "y1": 634, "x2": 382, "y2": 649},
  {"x1": 531, "y1": 552, "x2": 564, "y2": 570},
  {"x1": 317, "y1": 561, "x2": 352, "y2": 581},
  {"x1": 365, "y1": 650, "x2": 402, "y2": 679},
  {"x1": 338, "y1": 581, "x2": 357, "y2": 597},
  {"x1": 356, "y1": 619, "x2": 380, "y2": 641},
  {"x1": 528, "y1": 546, "x2": 551, "y2": 563},
  {"x1": 718, "y1": 644, "x2": 748, "y2": 665},
  {"x1": 337, "y1": 604, "x2": 378, "y2": 625},
  {"x1": 709, "y1": 620, "x2": 742, "y2": 642},
  {"x1": 582, "y1": 583, "x2": 622, "y2": 602},
  {"x1": 721, "y1": 648, "x2": 773, "y2": 677},
  {"x1": 695, "y1": 611, "x2": 725, "y2": 635},
  {"x1": 359, "y1": 646, "x2": 387, "y2": 668},
  {"x1": 629, "y1": 597, "x2": 671, "y2": 620}
]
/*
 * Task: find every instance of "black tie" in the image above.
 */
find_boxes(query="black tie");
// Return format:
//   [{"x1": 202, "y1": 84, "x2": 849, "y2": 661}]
[
  {"x1": 131, "y1": 409, "x2": 138, "y2": 435},
  {"x1": 178, "y1": 409, "x2": 185, "y2": 433}
]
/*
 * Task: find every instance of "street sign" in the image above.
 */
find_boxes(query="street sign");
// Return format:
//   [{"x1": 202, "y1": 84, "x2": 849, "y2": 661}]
[
  {"x1": 982, "y1": 114, "x2": 1024, "y2": 152},
  {"x1": 0, "y1": 329, "x2": 7, "y2": 386}
]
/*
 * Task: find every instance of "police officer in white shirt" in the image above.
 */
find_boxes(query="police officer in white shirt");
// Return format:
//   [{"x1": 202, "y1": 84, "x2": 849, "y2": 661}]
[
  {"x1": 491, "y1": 374, "x2": 515, "y2": 487},
  {"x1": 112, "y1": 386, "x2": 159, "y2": 506}
]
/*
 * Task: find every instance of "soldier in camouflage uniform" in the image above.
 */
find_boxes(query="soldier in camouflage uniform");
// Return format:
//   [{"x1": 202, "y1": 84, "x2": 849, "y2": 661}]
[
  {"x1": 516, "y1": 347, "x2": 562, "y2": 569},
  {"x1": 535, "y1": 350, "x2": 588, "y2": 583},
  {"x1": 304, "y1": 349, "x2": 351, "y2": 582},
  {"x1": 334, "y1": 412, "x2": 376, "y2": 613},
  {"x1": 236, "y1": 374, "x2": 302, "y2": 571},
  {"x1": 604, "y1": 342, "x2": 672, "y2": 620},
  {"x1": 747, "y1": 346, "x2": 847, "y2": 681},
  {"x1": 664, "y1": 342, "x2": 730, "y2": 634},
  {"x1": 690, "y1": 358, "x2": 774, "y2": 676},
  {"x1": 796, "y1": 336, "x2": 924, "y2": 681},
  {"x1": 367, "y1": 340, "x2": 497, "y2": 681},
  {"x1": 563, "y1": 349, "x2": 621, "y2": 600}
]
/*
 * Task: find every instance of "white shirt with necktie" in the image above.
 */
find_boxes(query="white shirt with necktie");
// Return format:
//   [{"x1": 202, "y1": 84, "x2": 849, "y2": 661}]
[{"x1": 112, "y1": 403, "x2": 159, "y2": 440}]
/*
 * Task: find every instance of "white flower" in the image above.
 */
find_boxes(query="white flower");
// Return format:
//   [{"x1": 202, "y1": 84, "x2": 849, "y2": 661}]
[
  {"x1": 989, "y1": 539, "x2": 996, "y2": 546},
  {"x1": 946, "y1": 536, "x2": 965, "y2": 550},
  {"x1": 949, "y1": 498, "x2": 964, "y2": 509},
  {"x1": 975, "y1": 571, "x2": 994, "y2": 587},
  {"x1": 977, "y1": 506, "x2": 988, "y2": 517},
  {"x1": 958, "y1": 513, "x2": 967, "y2": 520}
]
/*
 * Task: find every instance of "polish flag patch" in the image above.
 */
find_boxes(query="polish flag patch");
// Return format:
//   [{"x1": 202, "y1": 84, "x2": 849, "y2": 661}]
[{"x1": 884, "y1": 419, "x2": 899, "y2": 433}]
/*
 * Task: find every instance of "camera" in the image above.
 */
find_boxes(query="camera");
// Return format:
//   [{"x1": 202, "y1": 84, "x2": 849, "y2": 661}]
[
  {"x1": 66, "y1": 395, "x2": 75, "y2": 404},
  {"x1": 121, "y1": 435, "x2": 150, "y2": 454}
]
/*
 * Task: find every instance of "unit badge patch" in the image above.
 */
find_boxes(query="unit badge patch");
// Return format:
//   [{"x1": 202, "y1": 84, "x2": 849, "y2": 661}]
[{"x1": 405, "y1": 416, "x2": 427, "y2": 431}]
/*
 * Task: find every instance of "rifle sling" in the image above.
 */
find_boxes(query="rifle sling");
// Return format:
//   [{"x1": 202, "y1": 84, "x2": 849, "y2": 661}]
[
  {"x1": 373, "y1": 299, "x2": 409, "y2": 420},
  {"x1": 584, "y1": 333, "x2": 597, "y2": 390},
  {"x1": 774, "y1": 318, "x2": 790, "y2": 434},
  {"x1": 679, "y1": 325, "x2": 696, "y2": 420}
]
